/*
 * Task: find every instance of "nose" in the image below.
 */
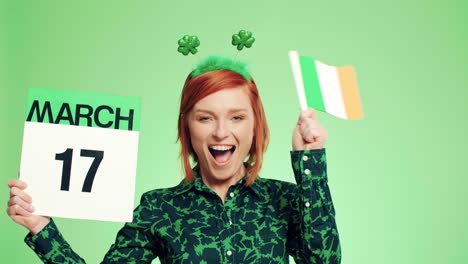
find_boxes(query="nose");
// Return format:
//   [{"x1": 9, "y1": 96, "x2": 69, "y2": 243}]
[{"x1": 213, "y1": 120, "x2": 230, "y2": 140}]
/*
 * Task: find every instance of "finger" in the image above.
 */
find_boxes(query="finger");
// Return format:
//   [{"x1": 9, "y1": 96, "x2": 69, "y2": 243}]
[
  {"x1": 10, "y1": 187, "x2": 33, "y2": 203},
  {"x1": 305, "y1": 141, "x2": 324, "y2": 150},
  {"x1": 7, "y1": 204, "x2": 33, "y2": 217},
  {"x1": 301, "y1": 119, "x2": 320, "y2": 130},
  {"x1": 303, "y1": 127, "x2": 322, "y2": 143},
  {"x1": 298, "y1": 114, "x2": 317, "y2": 128},
  {"x1": 6, "y1": 205, "x2": 14, "y2": 216},
  {"x1": 304, "y1": 122, "x2": 326, "y2": 141},
  {"x1": 8, "y1": 196, "x2": 34, "y2": 212},
  {"x1": 299, "y1": 108, "x2": 317, "y2": 122},
  {"x1": 300, "y1": 122, "x2": 320, "y2": 137},
  {"x1": 7, "y1": 179, "x2": 27, "y2": 189},
  {"x1": 300, "y1": 123, "x2": 313, "y2": 139}
]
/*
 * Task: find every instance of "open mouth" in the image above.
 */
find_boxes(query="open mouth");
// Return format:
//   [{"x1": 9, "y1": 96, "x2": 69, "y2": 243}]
[{"x1": 209, "y1": 145, "x2": 236, "y2": 164}]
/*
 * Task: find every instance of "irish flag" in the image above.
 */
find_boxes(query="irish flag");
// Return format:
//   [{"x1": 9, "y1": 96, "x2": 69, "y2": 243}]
[{"x1": 289, "y1": 50, "x2": 364, "y2": 120}]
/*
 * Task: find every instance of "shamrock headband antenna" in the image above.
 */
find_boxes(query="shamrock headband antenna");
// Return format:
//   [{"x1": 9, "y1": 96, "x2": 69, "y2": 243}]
[{"x1": 177, "y1": 30, "x2": 255, "y2": 81}]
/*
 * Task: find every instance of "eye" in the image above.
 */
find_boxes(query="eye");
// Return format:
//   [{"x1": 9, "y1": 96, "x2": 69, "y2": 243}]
[
  {"x1": 232, "y1": 115, "x2": 244, "y2": 121},
  {"x1": 198, "y1": 116, "x2": 211, "y2": 122}
]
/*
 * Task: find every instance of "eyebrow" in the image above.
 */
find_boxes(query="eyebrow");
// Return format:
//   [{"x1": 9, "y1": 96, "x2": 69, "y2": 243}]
[{"x1": 193, "y1": 108, "x2": 249, "y2": 115}]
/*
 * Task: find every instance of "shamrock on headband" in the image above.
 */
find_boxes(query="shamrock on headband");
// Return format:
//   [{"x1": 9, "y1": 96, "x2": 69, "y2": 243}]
[
  {"x1": 231, "y1": 30, "x2": 255, "y2": 51},
  {"x1": 177, "y1": 35, "x2": 200, "y2": 56}
]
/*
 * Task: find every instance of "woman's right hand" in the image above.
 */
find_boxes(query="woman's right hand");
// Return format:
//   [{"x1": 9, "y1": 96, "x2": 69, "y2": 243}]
[{"x1": 7, "y1": 179, "x2": 50, "y2": 235}]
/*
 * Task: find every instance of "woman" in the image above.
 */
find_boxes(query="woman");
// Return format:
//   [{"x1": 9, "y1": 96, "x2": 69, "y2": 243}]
[{"x1": 7, "y1": 56, "x2": 341, "y2": 263}]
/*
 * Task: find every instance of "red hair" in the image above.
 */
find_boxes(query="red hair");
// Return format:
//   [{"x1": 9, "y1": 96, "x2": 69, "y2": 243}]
[{"x1": 177, "y1": 70, "x2": 269, "y2": 186}]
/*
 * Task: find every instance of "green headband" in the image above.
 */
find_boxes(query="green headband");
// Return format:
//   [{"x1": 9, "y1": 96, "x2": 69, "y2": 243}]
[{"x1": 191, "y1": 55, "x2": 251, "y2": 82}]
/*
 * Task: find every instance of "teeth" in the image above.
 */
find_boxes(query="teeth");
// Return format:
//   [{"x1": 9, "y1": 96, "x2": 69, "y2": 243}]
[{"x1": 209, "y1": 145, "x2": 233, "y2": 151}]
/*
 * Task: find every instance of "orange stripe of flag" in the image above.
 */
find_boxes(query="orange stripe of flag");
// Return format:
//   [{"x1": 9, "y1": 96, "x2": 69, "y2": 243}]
[{"x1": 337, "y1": 66, "x2": 363, "y2": 119}]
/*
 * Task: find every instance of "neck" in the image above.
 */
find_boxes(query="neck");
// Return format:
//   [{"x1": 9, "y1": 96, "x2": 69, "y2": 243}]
[{"x1": 200, "y1": 167, "x2": 245, "y2": 204}]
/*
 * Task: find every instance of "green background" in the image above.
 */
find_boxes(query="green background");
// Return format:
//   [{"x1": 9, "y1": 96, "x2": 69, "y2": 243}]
[{"x1": 1, "y1": 0, "x2": 467, "y2": 263}]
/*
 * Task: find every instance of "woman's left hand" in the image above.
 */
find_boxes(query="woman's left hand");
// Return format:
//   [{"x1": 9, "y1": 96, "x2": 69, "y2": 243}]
[{"x1": 292, "y1": 109, "x2": 328, "y2": 150}]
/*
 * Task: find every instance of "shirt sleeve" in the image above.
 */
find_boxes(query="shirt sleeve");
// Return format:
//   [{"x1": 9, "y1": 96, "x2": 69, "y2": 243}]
[
  {"x1": 24, "y1": 219, "x2": 86, "y2": 263},
  {"x1": 24, "y1": 192, "x2": 160, "y2": 263},
  {"x1": 287, "y1": 148, "x2": 342, "y2": 264}
]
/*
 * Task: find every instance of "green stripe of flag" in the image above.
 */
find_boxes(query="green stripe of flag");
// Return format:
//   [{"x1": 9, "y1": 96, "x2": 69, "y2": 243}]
[{"x1": 299, "y1": 55, "x2": 325, "y2": 112}]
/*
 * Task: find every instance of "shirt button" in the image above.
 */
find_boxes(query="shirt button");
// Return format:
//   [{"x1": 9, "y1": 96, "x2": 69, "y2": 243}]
[
  {"x1": 229, "y1": 192, "x2": 234, "y2": 198},
  {"x1": 304, "y1": 169, "x2": 311, "y2": 175},
  {"x1": 305, "y1": 202, "x2": 311, "y2": 208},
  {"x1": 227, "y1": 250, "x2": 233, "y2": 256},
  {"x1": 303, "y1": 155, "x2": 309, "y2": 161}
]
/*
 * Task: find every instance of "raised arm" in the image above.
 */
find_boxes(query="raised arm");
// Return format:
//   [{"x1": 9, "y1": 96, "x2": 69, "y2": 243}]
[{"x1": 287, "y1": 109, "x2": 341, "y2": 263}]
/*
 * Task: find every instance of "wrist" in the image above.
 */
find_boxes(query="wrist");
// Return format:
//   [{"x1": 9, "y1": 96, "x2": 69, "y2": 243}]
[{"x1": 30, "y1": 217, "x2": 51, "y2": 235}]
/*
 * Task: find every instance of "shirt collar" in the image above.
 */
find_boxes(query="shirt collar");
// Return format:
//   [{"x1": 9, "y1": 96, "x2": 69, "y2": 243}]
[
  {"x1": 173, "y1": 164, "x2": 268, "y2": 200},
  {"x1": 246, "y1": 177, "x2": 268, "y2": 199},
  {"x1": 172, "y1": 165, "x2": 211, "y2": 196},
  {"x1": 173, "y1": 179, "x2": 194, "y2": 196}
]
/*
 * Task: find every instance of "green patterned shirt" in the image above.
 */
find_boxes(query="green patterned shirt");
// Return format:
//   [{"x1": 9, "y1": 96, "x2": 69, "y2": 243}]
[{"x1": 25, "y1": 149, "x2": 341, "y2": 263}]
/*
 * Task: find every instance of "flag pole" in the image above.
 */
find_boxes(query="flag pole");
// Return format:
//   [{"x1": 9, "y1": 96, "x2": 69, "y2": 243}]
[{"x1": 289, "y1": 50, "x2": 308, "y2": 111}]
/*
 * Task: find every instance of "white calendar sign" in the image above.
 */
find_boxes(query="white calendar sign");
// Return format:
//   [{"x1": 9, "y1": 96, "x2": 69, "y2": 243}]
[{"x1": 19, "y1": 88, "x2": 141, "y2": 222}]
